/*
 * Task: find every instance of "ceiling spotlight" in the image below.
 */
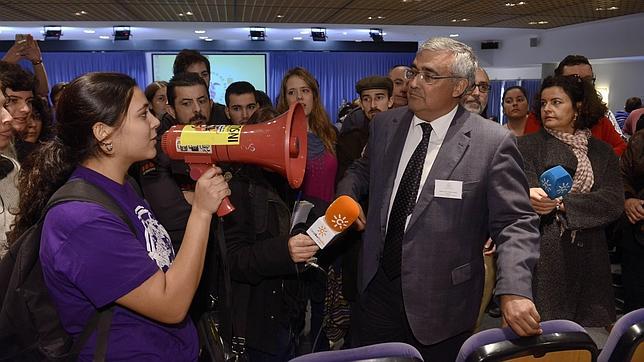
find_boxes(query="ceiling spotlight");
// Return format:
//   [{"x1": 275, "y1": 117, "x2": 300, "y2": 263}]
[
  {"x1": 43, "y1": 25, "x2": 62, "y2": 40},
  {"x1": 293, "y1": 36, "x2": 303, "y2": 40},
  {"x1": 205, "y1": 38, "x2": 213, "y2": 42},
  {"x1": 198, "y1": 36, "x2": 208, "y2": 39},
  {"x1": 83, "y1": 29, "x2": 95, "y2": 34},
  {"x1": 449, "y1": 33, "x2": 459, "y2": 37},
  {"x1": 311, "y1": 27, "x2": 327, "y2": 41},
  {"x1": 185, "y1": 11, "x2": 193, "y2": 15},
  {"x1": 113, "y1": 25, "x2": 131, "y2": 40},
  {"x1": 369, "y1": 28, "x2": 384, "y2": 42},
  {"x1": 99, "y1": 35, "x2": 110, "y2": 40},
  {"x1": 194, "y1": 30, "x2": 206, "y2": 34},
  {"x1": 249, "y1": 27, "x2": 266, "y2": 41},
  {"x1": 277, "y1": 14, "x2": 284, "y2": 18}
]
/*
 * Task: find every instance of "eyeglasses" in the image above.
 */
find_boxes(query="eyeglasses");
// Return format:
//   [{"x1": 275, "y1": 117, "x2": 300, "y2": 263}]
[
  {"x1": 470, "y1": 82, "x2": 490, "y2": 93},
  {"x1": 566, "y1": 73, "x2": 596, "y2": 85},
  {"x1": 404, "y1": 69, "x2": 461, "y2": 85}
]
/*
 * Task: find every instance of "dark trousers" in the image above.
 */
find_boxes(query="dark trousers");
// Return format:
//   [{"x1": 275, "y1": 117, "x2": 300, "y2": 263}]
[
  {"x1": 351, "y1": 268, "x2": 471, "y2": 361},
  {"x1": 246, "y1": 324, "x2": 295, "y2": 362},
  {"x1": 622, "y1": 231, "x2": 644, "y2": 312}
]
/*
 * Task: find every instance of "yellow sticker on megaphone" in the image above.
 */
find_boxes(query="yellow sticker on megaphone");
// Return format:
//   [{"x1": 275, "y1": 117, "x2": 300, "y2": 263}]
[{"x1": 179, "y1": 125, "x2": 244, "y2": 146}]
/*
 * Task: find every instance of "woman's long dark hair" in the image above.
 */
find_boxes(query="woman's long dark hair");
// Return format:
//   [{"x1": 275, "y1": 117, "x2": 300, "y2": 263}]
[
  {"x1": 8, "y1": 72, "x2": 136, "y2": 244},
  {"x1": 535, "y1": 75, "x2": 607, "y2": 130}
]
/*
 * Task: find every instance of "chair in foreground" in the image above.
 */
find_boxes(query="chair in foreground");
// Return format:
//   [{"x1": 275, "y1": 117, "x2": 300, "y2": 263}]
[
  {"x1": 456, "y1": 319, "x2": 598, "y2": 362},
  {"x1": 598, "y1": 308, "x2": 644, "y2": 362},
  {"x1": 289, "y1": 342, "x2": 423, "y2": 362}
]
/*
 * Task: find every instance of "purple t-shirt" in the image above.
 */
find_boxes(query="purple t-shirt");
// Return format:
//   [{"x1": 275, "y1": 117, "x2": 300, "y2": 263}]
[{"x1": 40, "y1": 166, "x2": 198, "y2": 361}]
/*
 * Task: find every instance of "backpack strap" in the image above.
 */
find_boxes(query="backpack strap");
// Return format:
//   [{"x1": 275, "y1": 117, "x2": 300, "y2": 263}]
[
  {"x1": 44, "y1": 178, "x2": 137, "y2": 361},
  {"x1": 45, "y1": 178, "x2": 136, "y2": 235}
]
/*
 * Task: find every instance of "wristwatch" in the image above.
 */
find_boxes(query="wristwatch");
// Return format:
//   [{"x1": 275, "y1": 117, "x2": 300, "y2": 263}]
[{"x1": 31, "y1": 59, "x2": 43, "y2": 65}]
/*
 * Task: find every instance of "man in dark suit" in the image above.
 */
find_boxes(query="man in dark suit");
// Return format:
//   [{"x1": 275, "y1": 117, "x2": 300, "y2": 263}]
[{"x1": 336, "y1": 37, "x2": 542, "y2": 360}]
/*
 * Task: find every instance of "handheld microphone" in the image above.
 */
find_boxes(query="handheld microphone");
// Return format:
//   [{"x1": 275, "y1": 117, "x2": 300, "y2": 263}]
[
  {"x1": 539, "y1": 165, "x2": 573, "y2": 199},
  {"x1": 306, "y1": 195, "x2": 361, "y2": 249}
]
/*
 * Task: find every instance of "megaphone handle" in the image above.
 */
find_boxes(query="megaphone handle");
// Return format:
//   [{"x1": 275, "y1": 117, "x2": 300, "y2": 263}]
[
  {"x1": 187, "y1": 163, "x2": 236, "y2": 216},
  {"x1": 188, "y1": 163, "x2": 210, "y2": 181},
  {"x1": 217, "y1": 197, "x2": 235, "y2": 217}
]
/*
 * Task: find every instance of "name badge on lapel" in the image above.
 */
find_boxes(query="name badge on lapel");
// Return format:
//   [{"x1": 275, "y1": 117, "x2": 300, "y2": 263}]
[{"x1": 434, "y1": 180, "x2": 463, "y2": 199}]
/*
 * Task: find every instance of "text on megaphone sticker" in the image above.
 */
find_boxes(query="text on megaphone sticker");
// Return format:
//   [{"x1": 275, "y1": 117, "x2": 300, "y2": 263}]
[{"x1": 179, "y1": 124, "x2": 244, "y2": 146}]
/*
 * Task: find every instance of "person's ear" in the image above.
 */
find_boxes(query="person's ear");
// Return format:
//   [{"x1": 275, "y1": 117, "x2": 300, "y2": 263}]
[
  {"x1": 92, "y1": 122, "x2": 115, "y2": 154},
  {"x1": 225, "y1": 107, "x2": 231, "y2": 119},
  {"x1": 452, "y1": 78, "x2": 469, "y2": 98},
  {"x1": 387, "y1": 96, "x2": 394, "y2": 109}
]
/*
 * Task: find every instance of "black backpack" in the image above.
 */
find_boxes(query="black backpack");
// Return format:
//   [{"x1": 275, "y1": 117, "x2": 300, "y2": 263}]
[{"x1": 0, "y1": 179, "x2": 137, "y2": 361}]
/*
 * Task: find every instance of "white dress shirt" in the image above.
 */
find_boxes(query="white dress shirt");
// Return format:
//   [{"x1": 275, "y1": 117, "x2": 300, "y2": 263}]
[{"x1": 386, "y1": 105, "x2": 458, "y2": 231}]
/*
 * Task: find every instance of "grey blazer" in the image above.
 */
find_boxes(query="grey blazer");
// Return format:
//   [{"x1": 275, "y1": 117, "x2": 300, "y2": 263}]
[{"x1": 337, "y1": 106, "x2": 540, "y2": 345}]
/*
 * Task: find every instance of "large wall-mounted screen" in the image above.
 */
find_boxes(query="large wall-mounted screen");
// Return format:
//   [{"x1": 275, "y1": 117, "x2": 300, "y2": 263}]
[{"x1": 152, "y1": 53, "x2": 267, "y2": 105}]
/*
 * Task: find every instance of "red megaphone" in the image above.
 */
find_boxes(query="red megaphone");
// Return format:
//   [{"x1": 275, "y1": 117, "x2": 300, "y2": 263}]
[{"x1": 161, "y1": 103, "x2": 307, "y2": 217}]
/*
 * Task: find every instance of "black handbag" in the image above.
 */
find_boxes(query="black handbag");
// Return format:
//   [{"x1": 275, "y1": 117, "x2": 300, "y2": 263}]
[
  {"x1": 197, "y1": 220, "x2": 249, "y2": 362},
  {"x1": 634, "y1": 220, "x2": 644, "y2": 246},
  {"x1": 197, "y1": 308, "x2": 247, "y2": 362}
]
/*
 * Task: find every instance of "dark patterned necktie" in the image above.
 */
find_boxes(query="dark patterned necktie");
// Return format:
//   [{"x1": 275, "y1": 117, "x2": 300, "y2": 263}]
[{"x1": 382, "y1": 122, "x2": 432, "y2": 280}]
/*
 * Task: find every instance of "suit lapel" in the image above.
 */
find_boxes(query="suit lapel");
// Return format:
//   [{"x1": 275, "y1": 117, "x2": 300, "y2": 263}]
[
  {"x1": 407, "y1": 107, "x2": 472, "y2": 230},
  {"x1": 379, "y1": 110, "x2": 414, "y2": 237}
]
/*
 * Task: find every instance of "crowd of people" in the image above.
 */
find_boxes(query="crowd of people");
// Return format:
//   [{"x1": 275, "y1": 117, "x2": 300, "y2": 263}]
[{"x1": 0, "y1": 34, "x2": 643, "y2": 362}]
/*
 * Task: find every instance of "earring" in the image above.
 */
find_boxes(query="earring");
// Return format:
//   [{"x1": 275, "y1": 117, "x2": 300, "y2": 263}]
[{"x1": 102, "y1": 141, "x2": 113, "y2": 152}]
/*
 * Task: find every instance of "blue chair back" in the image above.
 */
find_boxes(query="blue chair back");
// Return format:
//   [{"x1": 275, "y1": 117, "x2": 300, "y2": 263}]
[
  {"x1": 289, "y1": 342, "x2": 423, "y2": 362},
  {"x1": 598, "y1": 308, "x2": 644, "y2": 362},
  {"x1": 457, "y1": 320, "x2": 598, "y2": 362}
]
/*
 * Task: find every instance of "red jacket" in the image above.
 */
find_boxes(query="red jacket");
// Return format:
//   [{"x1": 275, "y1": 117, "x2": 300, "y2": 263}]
[{"x1": 524, "y1": 113, "x2": 626, "y2": 156}]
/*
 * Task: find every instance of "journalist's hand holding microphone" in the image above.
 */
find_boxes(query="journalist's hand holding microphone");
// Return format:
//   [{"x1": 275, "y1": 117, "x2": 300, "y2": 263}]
[
  {"x1": 529, "y1": 188, "x2": 560, "y2": 215},
  {"x1": 354, "y1": 204, "x2": 367, "y2": 231},
  {"x1": 288, "y1": 234, "x2": 319, "y2": 263}
]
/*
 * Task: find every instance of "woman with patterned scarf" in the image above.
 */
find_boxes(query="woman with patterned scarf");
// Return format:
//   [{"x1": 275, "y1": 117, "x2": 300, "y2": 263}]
[{"x1": 517, "y1": 75, "x2": 624, "y2": 328}]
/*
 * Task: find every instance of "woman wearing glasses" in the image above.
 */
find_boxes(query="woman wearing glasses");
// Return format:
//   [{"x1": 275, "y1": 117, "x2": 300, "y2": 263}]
[{"x1": 517, "y1": 75, "x2": 623, "y2": 328}]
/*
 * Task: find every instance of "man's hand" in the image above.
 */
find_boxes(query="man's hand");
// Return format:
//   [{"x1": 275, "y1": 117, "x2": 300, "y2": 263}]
[
  {"x1": 354, "y1": 203, "x2": 366, "y2": 231},
  {"x1": 483, "y1": 238, "x2": 496, "y2": 256},
  {"x1": 625, "y1": 198, "x2": 644, "y2": 224},
  {"x1": 500, "y1": 294, "x2": 542, "y2": 336}
]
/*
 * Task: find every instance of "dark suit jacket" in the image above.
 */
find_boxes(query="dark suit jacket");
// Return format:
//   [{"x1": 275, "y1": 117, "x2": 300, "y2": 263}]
[{"x1": 336, "y1": 105, "x2": 540, "y2": 345}]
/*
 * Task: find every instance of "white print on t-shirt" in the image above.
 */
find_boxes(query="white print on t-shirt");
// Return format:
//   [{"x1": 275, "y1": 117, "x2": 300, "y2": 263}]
[{"x1": 135, "y1": 205, "x2": 174, "y2": 270}]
